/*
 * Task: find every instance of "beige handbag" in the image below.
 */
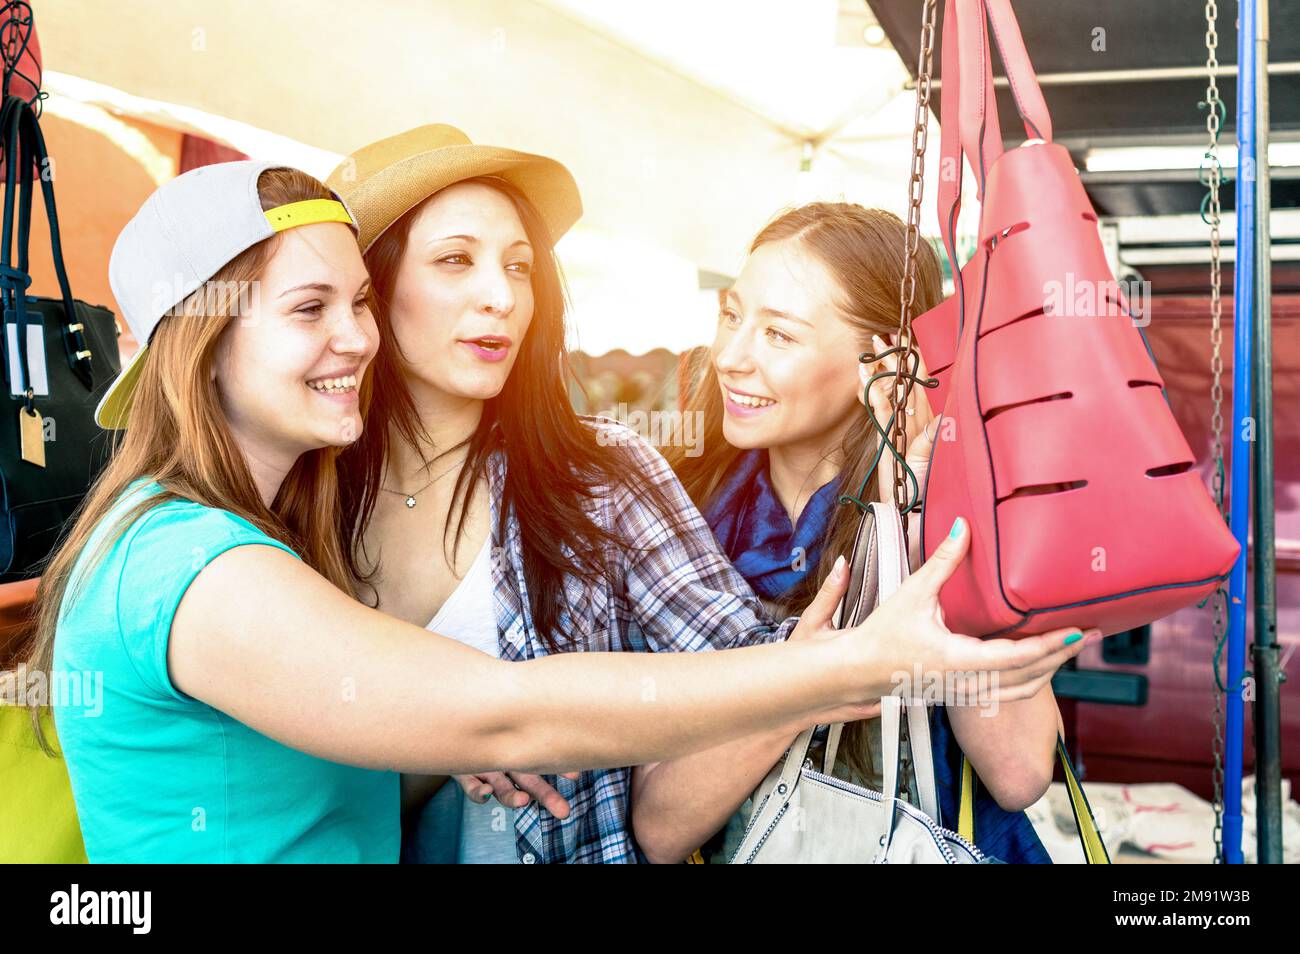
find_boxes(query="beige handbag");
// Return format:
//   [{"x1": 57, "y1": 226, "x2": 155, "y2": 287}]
[{"x1": 730, "y1": 501, "x2": 986, "y2": 863}]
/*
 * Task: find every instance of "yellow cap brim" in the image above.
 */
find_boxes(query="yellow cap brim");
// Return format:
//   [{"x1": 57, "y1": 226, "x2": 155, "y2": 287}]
[{"x1": 94, "y1": 345, "x2": 148, "y2": 429}]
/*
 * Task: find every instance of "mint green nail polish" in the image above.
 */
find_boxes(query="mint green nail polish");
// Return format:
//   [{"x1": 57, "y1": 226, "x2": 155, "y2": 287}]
[
  {"x1": 1063, "y1": 631, "x2": 1083, "y2": 646},
  {"x1": 949, "y1": 517, "x2": 964, "y2": 539}
]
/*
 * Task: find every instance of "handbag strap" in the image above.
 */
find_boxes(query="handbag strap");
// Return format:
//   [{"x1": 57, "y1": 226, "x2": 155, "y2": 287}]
[
  {"x1": 824, "y1": 500, "x2": 909, "y2": 772},
  {"x1": 936, "y1": 0, "x2": 1053, "y2": 277},
  {"x1": 881, "y1": 693, "x2": 904, "y2": 801},
  {"x1": 747, "y1": 724, "x2": 818, "y2": 835},
  {"x1": 957, "y1": 738, "x2": 1111, "y2": 863},
  {"x1": 0, "y1": 94, "x2": 92, "y2": 398},
  {"x1": 872, "y1": 503, "x2": 941, "y2": 821},
  {"x1": 906, "y1": 696, "x2": 940, "y2": 821},
  {"x1": 827, "y1": 504, "x2": 943, "y2": 823},
  {"x1": 877, "y1": 694, "x2": 907, "y2": 857}
]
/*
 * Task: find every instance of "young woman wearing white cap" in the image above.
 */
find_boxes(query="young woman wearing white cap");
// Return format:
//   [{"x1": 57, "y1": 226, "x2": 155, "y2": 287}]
[
  {"x1": 324, "y1": 127, "x2": 1095, "y2": 863},
  {"x1": 25, "y1": 161, "x2": 1092, "y2": 863}
]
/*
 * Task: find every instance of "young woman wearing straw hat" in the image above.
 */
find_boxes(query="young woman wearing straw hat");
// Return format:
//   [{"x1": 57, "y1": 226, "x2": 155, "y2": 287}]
[
  {"x1": 28, "y1": 159, "x2": 1093, "y2": 863},
  {"x1": 325, "y1": 126, "x2": 1095, "y2": 863}
]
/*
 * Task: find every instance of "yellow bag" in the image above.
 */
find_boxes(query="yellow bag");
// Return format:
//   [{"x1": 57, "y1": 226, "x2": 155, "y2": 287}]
[
  {"x1": 957, "y1": 740, "x2": 1110, "y2": 864},
  {"x1": 0, "y1": 704, "x2": 87, "y2": 863}
]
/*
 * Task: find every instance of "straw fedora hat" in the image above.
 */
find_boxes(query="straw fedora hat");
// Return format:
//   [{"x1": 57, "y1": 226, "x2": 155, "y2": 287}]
[{"x1": 325, "y1": 124, "x2": 583, "y2": 253}]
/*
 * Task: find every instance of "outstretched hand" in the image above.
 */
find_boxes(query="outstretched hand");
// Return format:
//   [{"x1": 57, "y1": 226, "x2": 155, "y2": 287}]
[{"x1": 817, "y1": 515, "x2": 1097, "y2": 715}]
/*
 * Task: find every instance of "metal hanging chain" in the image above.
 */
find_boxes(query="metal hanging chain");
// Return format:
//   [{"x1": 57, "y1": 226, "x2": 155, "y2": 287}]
[
  {"x1": 892, "y1": 0, "x2": 939, "y2": 522},
  {"x1": 844, "y1": 0, "x2": 940, "y2": 534},
  {"x1": 1198, "y1": 0, "x2": 1228, "y2": 865},
  {"x1": 0, "y1": 2, "x2": 42, "y2": 114}
]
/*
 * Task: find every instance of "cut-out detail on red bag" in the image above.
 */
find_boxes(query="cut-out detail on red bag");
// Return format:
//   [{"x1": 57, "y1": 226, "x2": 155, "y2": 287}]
[{"x1": 911, "y1": 0, "x2": 1239, "y2": 638}]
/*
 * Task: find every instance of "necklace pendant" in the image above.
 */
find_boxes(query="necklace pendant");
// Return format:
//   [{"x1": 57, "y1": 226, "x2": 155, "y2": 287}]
[{"x1": 405, "y1": 496, "x2": 417, "y2": 509}]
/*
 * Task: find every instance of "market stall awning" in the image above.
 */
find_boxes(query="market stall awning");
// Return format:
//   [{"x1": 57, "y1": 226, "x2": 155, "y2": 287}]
[{"x1": 868, "y1": 0, "x2": 1300, "y2": 216}]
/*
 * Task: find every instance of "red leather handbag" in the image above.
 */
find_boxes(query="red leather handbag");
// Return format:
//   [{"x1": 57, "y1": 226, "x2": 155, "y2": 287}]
[{"x1": 912, "y1": 0, "x2": 1238, "y2": 638}]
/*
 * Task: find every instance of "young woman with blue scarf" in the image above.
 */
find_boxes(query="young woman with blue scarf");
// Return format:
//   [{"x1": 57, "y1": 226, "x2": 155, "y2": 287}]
[{"x1": 646, "y1": 203, "x2": 1064, "y2": 864}]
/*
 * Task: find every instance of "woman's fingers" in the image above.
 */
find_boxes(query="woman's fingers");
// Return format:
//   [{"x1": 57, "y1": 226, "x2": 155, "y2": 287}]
[
  {"x1": 453, "y1": 774, "x2": 494, "y2": 803},
  {"x1": 480, "y1": 771, "x2": 530, "y2": 809},
  {"x1": 907, "y1": 416, "x2": 939, "y2": 464},
  {"x1": 945, "y1": 673, "x2": 1050, "y2": 710},
  {"x1": 869, "y1": 334, "x2": 932, "y2": 442},
  {"x1": 508, "y1": 772, "x2": 573, "y2": 819},
  {"x1": 1005, "y1": 628, "x2": 1099, "y2": 684},
  {"x1": 989, "y1": 667, "x2": 1059, "y2": 704},
  {"x1": 900, "y1": 514, "x2": 971, "y2": 600},
  {"x1": 790, "y1": 555, "x2": 849, "y2": 639},
  {"x1": 862, "y1": 337, "x2": 905, "y2": 425},
  {"x1": 946, "y1": 627, "x2": 1099, "y2": 691},
  {"x1": 462, "y1": 771, "x2": 574, "y2": 817}
]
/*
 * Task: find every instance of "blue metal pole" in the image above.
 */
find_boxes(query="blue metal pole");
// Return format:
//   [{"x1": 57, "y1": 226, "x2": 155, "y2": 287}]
[{"x1": 1225, "y1": 0, "x2": 1257, "y2": 865}]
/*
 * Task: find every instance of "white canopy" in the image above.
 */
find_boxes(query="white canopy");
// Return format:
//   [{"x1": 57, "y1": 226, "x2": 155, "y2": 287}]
[{"x1": 40, "y1": 0, "x2": 973, "y2": 353}]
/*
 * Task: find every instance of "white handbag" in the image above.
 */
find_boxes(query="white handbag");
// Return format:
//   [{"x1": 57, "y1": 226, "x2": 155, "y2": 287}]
[{"x1": 731, "y1": 501, "x2": 986, "y2": 863}]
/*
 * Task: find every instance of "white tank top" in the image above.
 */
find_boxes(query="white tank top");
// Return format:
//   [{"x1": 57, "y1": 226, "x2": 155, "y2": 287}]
[{"x1": 418, "y1": 536, "x2": 523, "y2": 864}]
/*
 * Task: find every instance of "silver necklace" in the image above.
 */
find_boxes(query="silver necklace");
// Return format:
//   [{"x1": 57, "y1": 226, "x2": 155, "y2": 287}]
[{"x1": 382, "y1": 455, "x2": 465, "y2": 509}]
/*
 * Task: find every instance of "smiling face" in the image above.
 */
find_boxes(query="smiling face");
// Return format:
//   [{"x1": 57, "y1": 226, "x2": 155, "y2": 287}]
[
  {"x1": 384, "y1": 181, "x2": 535, "y2": 405},
  {"x1": 712, "y1": 237, "x2": 866, "y2": 454},
  {"x1": 213, "y1": 221, "x2": 377, "y2": 462}
]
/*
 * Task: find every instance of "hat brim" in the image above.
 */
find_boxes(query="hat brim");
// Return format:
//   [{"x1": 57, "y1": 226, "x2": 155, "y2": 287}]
[
  {"x1": 327, "y1": 141, "x2": 583, "y2": 254},
  {"x1": 94, "y1": 345, "x2": 148, "y2": 430}
]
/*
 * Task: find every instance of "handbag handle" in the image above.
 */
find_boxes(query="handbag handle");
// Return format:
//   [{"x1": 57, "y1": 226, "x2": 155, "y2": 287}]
[
  {"x1": 0, "y1": 94, "x2": 92, "y2": 399},
  {"x1": 936, "y1": 0, "x2": 1052, "y2": 278},
  {"x1": 825, "y1": 503, "x2": 941, "y2": 822},
  {"x1": 835, "y1": 503, "x2": 1108, "y2": 861},
  {"x1": 957, "y1": 740, "x2": 1111, "y2": 863},
  {"x1": 825, "y1": 499, "x2": 909, "y2": 771}
]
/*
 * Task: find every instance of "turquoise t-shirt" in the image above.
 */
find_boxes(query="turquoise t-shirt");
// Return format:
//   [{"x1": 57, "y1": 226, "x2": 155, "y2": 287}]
[{"x1": 52, "y1": 479, "x2": 399, "y2": 863}]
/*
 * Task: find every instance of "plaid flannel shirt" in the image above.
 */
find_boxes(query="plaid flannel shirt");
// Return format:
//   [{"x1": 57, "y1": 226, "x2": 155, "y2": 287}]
[{"x1": 486, "y1": 416, "x2": 799, "y2": 863}]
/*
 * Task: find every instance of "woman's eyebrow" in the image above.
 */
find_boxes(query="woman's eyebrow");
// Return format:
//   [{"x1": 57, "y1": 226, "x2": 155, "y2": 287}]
[
  {"x1": 277, "y1": 282, "x2": 336, "y2": 299},
  {"x1": 426, "y1": 233, "x2": 478, "y2": 247},
  {"x1": 724, "y1": 289, "x2": 811, "y2": 327},
  {"x1": 424, "y1": 235, "x2": 532, "y2": 251},
  {"x1": 759, "y1": 306, "x2": 812, "y2": 328}
]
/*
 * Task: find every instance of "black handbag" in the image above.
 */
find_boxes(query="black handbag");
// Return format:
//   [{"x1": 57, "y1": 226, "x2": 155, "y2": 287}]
[{"x1": 0, "y1": 94, "x2": 119, "y2": 581}]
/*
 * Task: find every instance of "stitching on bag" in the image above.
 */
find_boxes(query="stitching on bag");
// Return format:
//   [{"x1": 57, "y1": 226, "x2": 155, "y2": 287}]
[
  {"x1": 973, "y1": 246, "x2": 1030, "y2": 624},
  {"x1": 745, "y1": 801, "x2": 789, "y2": 862},
  {"x1": 984, "y1": 571, "x2": 1234, "y2": 637},
  {"x1": 985, "y1": 3, "x2": 1028, "y2": 138}
]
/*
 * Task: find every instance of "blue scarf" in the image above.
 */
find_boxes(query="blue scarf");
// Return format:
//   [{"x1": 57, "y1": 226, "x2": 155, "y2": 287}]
[
  {"x1": 702, "y1": 449, "x2": 839, "y2": 601},
  {"x1": 701, "y1": 448, "x2": 1051, "y2": 863}
]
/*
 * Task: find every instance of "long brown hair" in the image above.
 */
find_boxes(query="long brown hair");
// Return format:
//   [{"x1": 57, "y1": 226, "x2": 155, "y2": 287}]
[
  {"x1": 22, "y1": 167, "x2": 368, "y2": 751},
  {"x1": 665, "y1": 203, "x2": 943, "y2": 781},
  {"x1": 338, "y1": 175, "x2": 680, "y2": 649}
]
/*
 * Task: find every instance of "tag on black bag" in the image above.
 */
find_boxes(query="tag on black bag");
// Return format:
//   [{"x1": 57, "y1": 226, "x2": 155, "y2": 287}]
[
  {"x1": 18, "y1": 403, "x2": 44, "y2": 467},
  {"x1": 5, "y1": 311, "x2": 49, "y2": 397}
]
